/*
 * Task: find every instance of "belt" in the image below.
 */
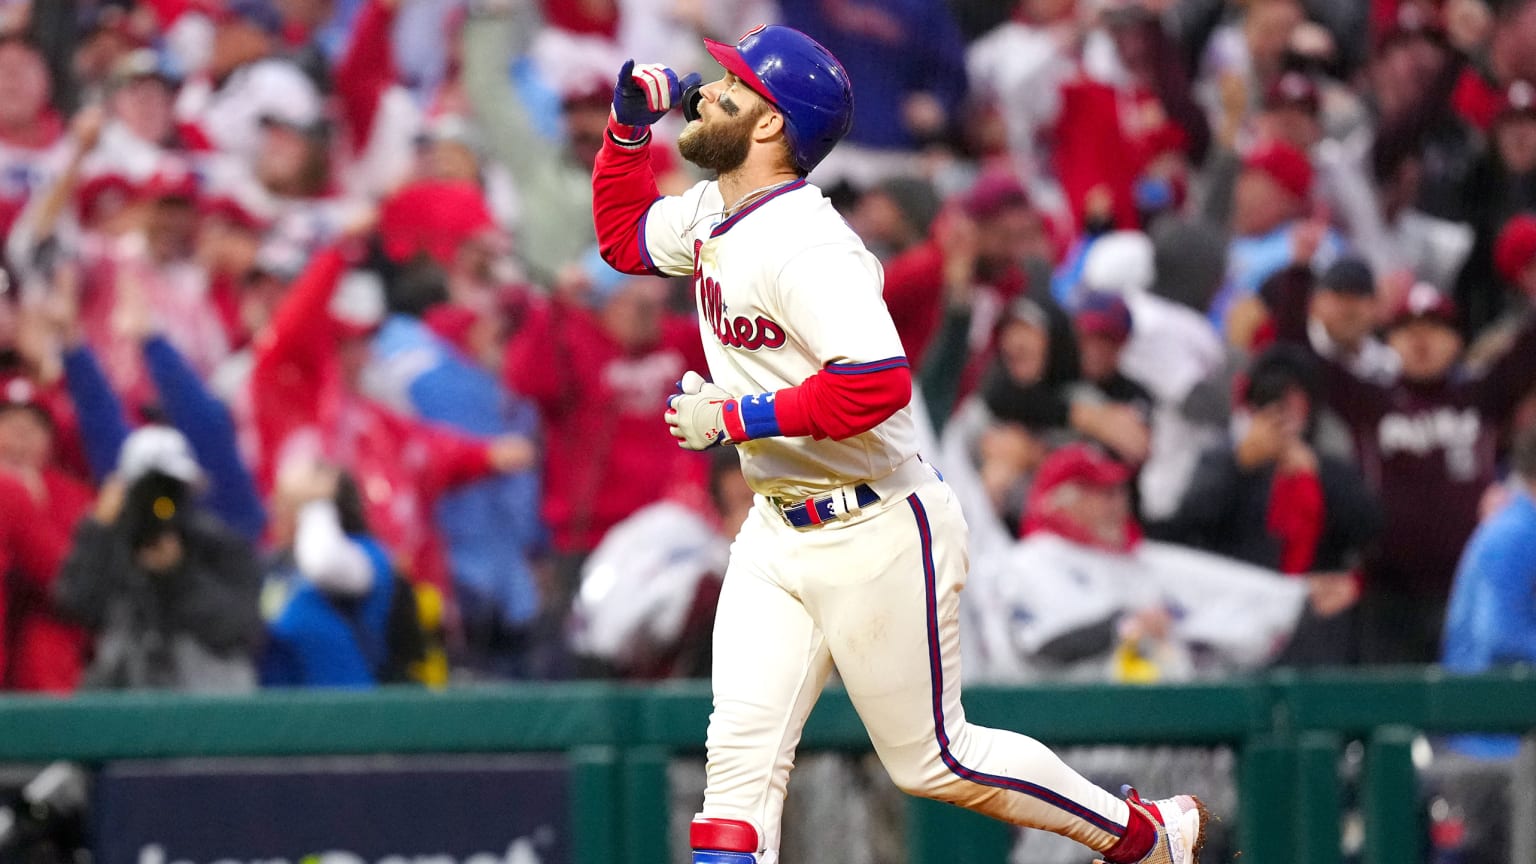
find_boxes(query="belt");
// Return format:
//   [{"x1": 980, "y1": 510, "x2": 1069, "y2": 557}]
[{"x1": 774, "y1": 483, "x2": 881, "y2": 528}]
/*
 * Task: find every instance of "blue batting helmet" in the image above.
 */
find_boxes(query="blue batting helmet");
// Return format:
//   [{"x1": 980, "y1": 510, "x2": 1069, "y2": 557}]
[{"x1": 703, "y1": 25, "x2": 854, "y2": 173}]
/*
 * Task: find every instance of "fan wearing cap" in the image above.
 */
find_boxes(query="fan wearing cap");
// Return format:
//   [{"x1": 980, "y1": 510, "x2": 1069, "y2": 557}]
[
  {"x1": 593, "y1": 24, "x2": 1209, "y2": 864},
  {"x1": 1209, "y1": 139, "x2": 1344, "y2": 334},
  {"x1": 883, "y1": 169, "x2": 1052, "y2": 402},
  {"x1": 0, "y1": 376, "x2": 94, "y2": 692},
  {"x1": 1072, "y1": 292, "x2": 1152, "y2": 416},
  {"x1": 1299, "y1": 257, "x2": 1400, "y2": 385},
  {"x1": 965, "y1": 442, "x2": 1307, "y2": 686},
  {"x1": 186, "y1": 0, "x2": 323, "y2": 167},
  {"x1": 1262, "y1": 260, "x2": 1536, "y2": 663},
  {"x1": 56, "y1": 426, "x2": 265, "y2": 691},
  {"x1": 1450, "y1": 0, "x2": 1536, "y2": 131},
  {"x1": 69, "y1": 163, "x2": 233, "y2": 410},
  {"x1": 250, "y1": 228, "x2": 537, "y2": 610},
  {"x1": 1257, "y1": 70, "x2": 1323, "y2": 153}
]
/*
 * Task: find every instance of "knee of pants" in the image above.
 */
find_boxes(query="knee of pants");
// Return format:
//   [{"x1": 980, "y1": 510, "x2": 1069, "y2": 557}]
[{"x1": 878, "y1": 744, "x2": 964, "y2": 801}]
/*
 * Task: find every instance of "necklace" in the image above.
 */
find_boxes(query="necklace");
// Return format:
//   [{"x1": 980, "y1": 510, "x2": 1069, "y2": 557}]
[
  {"x1": 724, "y1": 179, "x2": 797, "y2": 216},
  {"x1": 686, "y1": 178, "x2": 799, "y2": 234}
]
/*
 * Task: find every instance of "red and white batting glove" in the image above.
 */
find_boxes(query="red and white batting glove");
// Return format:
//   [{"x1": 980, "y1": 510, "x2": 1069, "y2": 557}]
[{"x1": 666, "y1": 371, "x2": 739, "y2": 450}]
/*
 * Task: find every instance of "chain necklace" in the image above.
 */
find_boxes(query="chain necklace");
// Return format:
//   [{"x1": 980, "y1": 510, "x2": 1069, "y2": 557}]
[{"x1": 686, "y1": 177, "x2": 799, "y2": 234}]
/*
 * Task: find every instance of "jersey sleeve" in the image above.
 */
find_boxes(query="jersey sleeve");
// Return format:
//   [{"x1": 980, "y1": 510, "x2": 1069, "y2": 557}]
[{"x1": 640, "y1": 180, "x2": 717, "y2": 276}]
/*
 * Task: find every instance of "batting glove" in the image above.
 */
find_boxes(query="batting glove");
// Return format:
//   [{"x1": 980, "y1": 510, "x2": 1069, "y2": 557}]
[
  {"x1": 666, "y1": 371, "x2": 737, "y2": 450},
  {"x1": 613, "y1": 60, "x2": 702, "y2": 129}
]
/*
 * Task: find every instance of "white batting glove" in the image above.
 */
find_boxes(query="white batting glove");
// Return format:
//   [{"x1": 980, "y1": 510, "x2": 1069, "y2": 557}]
[{"x1": 666, "y1": 371, "x2": 737, "y2": 450}]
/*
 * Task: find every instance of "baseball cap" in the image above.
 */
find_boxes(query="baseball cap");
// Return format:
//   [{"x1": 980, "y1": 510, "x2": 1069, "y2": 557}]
[
  {"x1": 199, "y1": 195, "x2": 268, "y2": 233},
  {"x1": 1032, "y1": 444, "x2": 1134, "y2": 497},
  {"x1": 1265, "y1": 71, "x2": 1320, "y2": 115},
  {"x1": 379, "y1": 179, "x2": 498, "y2": 267},
  {"x1": 1495, "y1": 214, "x2": 1536, "y2": 283},
  {"x1": 117, "y1": 425, "x2": 203, "y2": 485},
  {"x1": 1388, "y1": 282, "x2": 1458, "y2": 330},
  {"x1": 1242, "y1": 141, "x2": 1314, "y2": 201},
  {"x1": 961, "y1": 170, "x2": 1030, "y2": 220},
  {"x1": 329, "y1": 270, "x2": 387, "y2": 337},
  {"x1": 109, "y1": 48, "x2": 179, "y2": 88},
  {"x1": 75, "y1": 173, "x2": 138, "y2": 225},
  {"x1": 1073, "y1": 292, "x2": 1134, "y2": 343},
  {"x1": 1319, "y1": 257, "x2": 1375, "y2": 297},
  {"x1": 138, "y1": 166, "x2": 199, "y2": 203}
]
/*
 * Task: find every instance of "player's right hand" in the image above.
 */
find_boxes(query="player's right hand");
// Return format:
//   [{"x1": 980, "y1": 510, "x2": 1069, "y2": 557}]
[{"x1": 613, "y1": 60, "x2": 702, "y2": 128}]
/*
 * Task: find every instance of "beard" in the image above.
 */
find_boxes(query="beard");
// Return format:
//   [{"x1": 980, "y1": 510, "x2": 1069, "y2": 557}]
[{"x1": 677, "y1": 100, "x2": 766, "y2": 174}]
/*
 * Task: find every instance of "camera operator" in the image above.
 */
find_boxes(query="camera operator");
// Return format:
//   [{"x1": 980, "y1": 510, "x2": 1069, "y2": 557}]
[{"x1": 56, "y1": 426, "x2": 263, "y2": 692}]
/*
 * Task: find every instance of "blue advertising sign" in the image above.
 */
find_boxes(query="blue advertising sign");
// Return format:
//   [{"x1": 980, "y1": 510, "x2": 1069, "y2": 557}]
[{"x1": 93, "y1": 755, "x2": 568, "y2": 864}]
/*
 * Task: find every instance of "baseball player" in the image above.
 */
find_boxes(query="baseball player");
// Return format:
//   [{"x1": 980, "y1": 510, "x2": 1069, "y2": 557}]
[{"x1": 591, "y1": 25, "x2": 1208, "y2": 864}]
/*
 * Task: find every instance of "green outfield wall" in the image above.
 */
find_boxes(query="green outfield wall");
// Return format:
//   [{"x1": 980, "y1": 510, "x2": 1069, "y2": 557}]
[{"x1": 1, "y1": 667, "x2": 1532, "y2": 864}]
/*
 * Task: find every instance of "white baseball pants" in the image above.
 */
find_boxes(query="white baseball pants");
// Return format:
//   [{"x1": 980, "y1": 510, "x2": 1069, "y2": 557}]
[{"x1": 698, "y1": 463, "x2": 1132, "y2": 861}]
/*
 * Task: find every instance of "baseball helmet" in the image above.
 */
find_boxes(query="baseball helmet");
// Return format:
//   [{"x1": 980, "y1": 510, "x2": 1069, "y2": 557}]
[{"x1": 702, "y1": 25, "x2": 854, "y2": 173}]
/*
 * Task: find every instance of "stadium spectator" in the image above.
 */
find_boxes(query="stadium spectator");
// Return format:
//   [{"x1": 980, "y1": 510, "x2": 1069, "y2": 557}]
[
  {"x1": 366, "y1": 251, "x2": 544, "y2": 678},
  {"x1": 56, "y1": 426, "x2": 264, "y2": 692},
  {"x1": 1154, "y1": 344, "x2": 1381, "y2": 665},
  {"x1": 260, "y1": 463, "x2": 426, "y2": 688},
  {"x1": 0, "y1": 373, "x2": 92, "y2": 692},
  {"x1": 249, "y1": 233, "x2": 535, "y2": 605},
  {"x1": 504, "y1": 273, "x2": 706, "y2": 640},
  {"x1": 1209, "y1": 139, "x2": 1344, "y2": 337},
  {"x1": 964, "y1": 442, "x2": 1306, "y2": 684},
  {"x1": 569, "y1": 447, "x2": 750, "y2": 680},
  {"x1": 1429, "y1": 423, "x2": 1536, "y2": 864},
  {"x1": 1070, "y1": 231, "x2": 1229, "y2": 520},
  {"x1": 1265, "y1": 267, "x2": 1536, "y2": 663},
  {"x1": 0, "y1": 36, "x2": 65, "y2": 243},
  {"x1": 885, "y1": 170, "x2": 1054, "y2": 393}
]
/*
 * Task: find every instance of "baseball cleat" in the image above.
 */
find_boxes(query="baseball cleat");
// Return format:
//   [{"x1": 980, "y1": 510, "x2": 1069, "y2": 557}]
[{"x1": 1098, "y1": 787, "x2": 1209, "y2": 864}]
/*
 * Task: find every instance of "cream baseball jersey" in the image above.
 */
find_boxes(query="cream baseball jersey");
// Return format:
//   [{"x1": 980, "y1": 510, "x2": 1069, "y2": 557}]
[{"x1": 639, "y1": 178, "x2": 919, "y2": 498}]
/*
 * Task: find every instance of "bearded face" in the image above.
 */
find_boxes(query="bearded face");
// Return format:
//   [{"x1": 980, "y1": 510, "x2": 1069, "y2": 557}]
[{"x1": 678, "y1": 93, "x2": 769, "y2": 174}]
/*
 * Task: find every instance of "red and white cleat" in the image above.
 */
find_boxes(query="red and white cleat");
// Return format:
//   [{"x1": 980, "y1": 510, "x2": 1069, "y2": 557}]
[{"x1": 1099, "y1": 787, "x2": 1210, "y2": 864}]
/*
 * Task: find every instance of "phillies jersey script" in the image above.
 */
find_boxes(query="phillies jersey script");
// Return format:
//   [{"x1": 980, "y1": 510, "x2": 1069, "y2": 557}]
[{"x1": 637, "y1": 178, "x2": 919, "y2": 497}]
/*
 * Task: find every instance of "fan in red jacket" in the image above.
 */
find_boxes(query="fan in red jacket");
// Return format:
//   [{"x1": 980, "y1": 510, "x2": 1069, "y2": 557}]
[
  {"x1": 0, "y1": 376, "x2": 90, "y2": 692},
  {"x1": 250, "y1": 240, "x2": 533, "y2": 601},
  {"x1": 504, "y1": 275, "x2": 707, "y2": 556}
]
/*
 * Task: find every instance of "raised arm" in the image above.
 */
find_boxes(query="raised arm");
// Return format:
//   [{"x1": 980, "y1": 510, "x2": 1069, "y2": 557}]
[
  {"x1": 1470, "y1": 307, "x2": 1536, "y2": 423},
  {"x1": 332, "y1": 0, "x2": 400, "y2": 153},
  {"x1": 61, "y1": 344, "x2": 132, "y2": 484},
  {"x1": 594, "y1": 61, "x2": 703, "y2": 277},
  {"x1": 143, "y1": 335, "x2": 267, "y2": 541}
]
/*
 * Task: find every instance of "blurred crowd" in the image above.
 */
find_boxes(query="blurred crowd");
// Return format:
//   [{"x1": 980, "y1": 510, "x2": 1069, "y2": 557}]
[{"x1": 0, "y1": 0, "x2": 1530, "y2": 708}]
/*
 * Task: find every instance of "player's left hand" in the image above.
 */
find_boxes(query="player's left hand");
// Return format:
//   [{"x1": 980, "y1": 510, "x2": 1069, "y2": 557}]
[{"x1": 666, "y1": 373, "x2": 737, "y2": 450}]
